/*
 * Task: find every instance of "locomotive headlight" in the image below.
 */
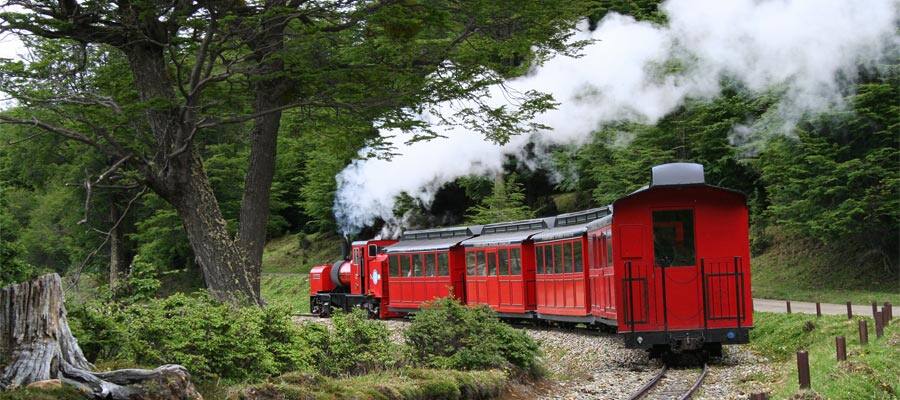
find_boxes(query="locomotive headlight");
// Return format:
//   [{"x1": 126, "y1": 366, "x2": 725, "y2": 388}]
[
  {"x1": 726, "y1": 331, "x2": 736, "y2": 340},
  {"x1": 637, "y1": 336, "x2": 643, "y2": 344}
]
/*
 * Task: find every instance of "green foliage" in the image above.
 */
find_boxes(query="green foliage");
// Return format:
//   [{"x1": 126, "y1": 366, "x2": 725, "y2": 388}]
[
  {"x1": 404, "y1": 297, "x2": 541, "y2": 376},
  {"x1": 315, "y1": 309, "x2": 400, "y2": 376},
  {"x1": 466, "y1": 174, "x2": 536, "y2": 224},
  {"x1": 228, "y1": 368, "x2": 508, "y2": 400},
  {"x1": 0, "y1": 386, "x2": 86, "y2": 400},
  {"x1": 68, "y1": 293, "x2": 313, "y2": 382},
  {"x1": 108, "y1": 255, "x2": 162, "y2": 303}
]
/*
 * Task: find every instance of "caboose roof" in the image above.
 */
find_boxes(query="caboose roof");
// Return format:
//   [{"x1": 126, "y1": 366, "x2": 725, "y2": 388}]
[
  {"x1": 386, "y1": 225, "x2": 482, "y2": 253},
  {"x1": 531, "y1": 207, "x2": 611, "y2": 242},
  {"x1": 461, "y1": 217, "x2": 553, "y2": 247}
]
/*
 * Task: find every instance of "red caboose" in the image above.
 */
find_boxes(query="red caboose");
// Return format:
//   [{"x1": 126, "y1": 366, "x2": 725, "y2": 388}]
[{"x1": 610, "y1": 163, "x2": 752, "y2": 354}]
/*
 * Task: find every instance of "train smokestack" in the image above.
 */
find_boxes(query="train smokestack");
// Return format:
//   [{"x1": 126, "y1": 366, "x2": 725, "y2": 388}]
[{"x1": 341, "y1": 234, "x2": 351, "y2": 261}]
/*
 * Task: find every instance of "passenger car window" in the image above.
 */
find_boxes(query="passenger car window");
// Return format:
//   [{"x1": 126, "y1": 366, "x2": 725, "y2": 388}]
[
  {"x1": 535, "y1": 246, "x2": 544, "y2": 274},
  {"x1": 438, "y1": 253, "x2": 449, "y2": 276},
  {"x1": 389, "y1": 255, "x2": 399, "y2": 277},
  {"x1": 425, "y1": 253, "x2": 436, "y2": 276},
  {"x1": 573, "y1": 241, "x2": 583, "y2": 272},
  {"x1": 498, "y1": 249, "x2": 509, "y2": 276},
  {"x1": 476, "y1": 251, "x2": 486, "y2": 276},
  {"x1": 413, "y1": 254, "x2": 423, "y2": 276},
  {"x1": 487, "y1": 252, "x2": 497, "y2": 276},
  {"x1": 400, "y1": 255, "x2": 411, "y2": 277},
  {"x1": 466, "y1": 252, "x2": 476, "y2": 276},
  {"x1": 544, "y1": 245, "x2": 553, "y2": 274},
  {"x1": 606, "y1": 235, "x2": 613, "y2": 267},
  {"x1": 510, "y1": 248, "x2": 522, "y2": 275},
  {"x1": 563, "y1": 243, "x2": 573, "y2": 273},
  {"x1": 553, "y1": 244, "x2": 563, "y2": 274},
  {"x1": 653, "y1": 209, "x2": 696, "y2": 267}
]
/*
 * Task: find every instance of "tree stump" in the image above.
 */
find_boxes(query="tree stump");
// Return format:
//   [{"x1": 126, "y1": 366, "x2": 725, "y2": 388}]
[{"x1": 0, "y1": 274, "x2": 202, "y2": 399}]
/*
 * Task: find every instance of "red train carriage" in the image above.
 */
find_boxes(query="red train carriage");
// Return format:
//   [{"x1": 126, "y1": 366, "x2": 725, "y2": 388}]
[
  {"x1": 460, "y1": 218, "x2": 550, "y2": 317},
  {"x1": 383, "y1": 226, "x2": 480, "y2": 312},
  {"x1": 309, "y1": 238, "x2": 396, "y2": 317},
  {"x1": 533, "y1": 208, "x2": 610, "y2": 323},
  {"x1": 611, "y1": 163, "x2": 752, "y2": 354}
]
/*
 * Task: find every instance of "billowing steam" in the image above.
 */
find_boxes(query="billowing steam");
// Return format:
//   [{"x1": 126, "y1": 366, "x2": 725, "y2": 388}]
[{"x1": 334, "y1": 0, "x2": 898, "y2": 236}]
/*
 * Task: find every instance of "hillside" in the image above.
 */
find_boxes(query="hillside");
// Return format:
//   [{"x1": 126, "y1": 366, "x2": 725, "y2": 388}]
[{"x1": 261, "y1": 232, "x2": 342, "y2": 314}]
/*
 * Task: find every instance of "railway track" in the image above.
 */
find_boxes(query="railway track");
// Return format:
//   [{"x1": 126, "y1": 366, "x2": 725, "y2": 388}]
[{"x1": 627, "y1": 364, "x2": 708, "y2": 400}]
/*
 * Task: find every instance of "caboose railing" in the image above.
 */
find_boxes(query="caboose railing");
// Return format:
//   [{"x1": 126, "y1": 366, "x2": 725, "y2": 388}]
[
  {"x1": 623, "y1": 261, "x2": 650, "y2": 331},
  {"x1": 700, "y1": 256, "x2": 745, "y2": 328}
]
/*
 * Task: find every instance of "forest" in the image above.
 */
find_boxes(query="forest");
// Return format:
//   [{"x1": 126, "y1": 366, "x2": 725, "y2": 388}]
[{"x1": 0, "y1": 0, "x2": 897, "y2": 398}]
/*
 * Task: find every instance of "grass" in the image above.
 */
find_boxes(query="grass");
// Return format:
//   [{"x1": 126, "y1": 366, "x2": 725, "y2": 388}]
[
  {"x1": 0, "y1": 387, "x2": 85, "y2": 400},
  {"x1": 751, "y1": 238, "x2": 900, "y2": 305},
  {"x1": 749, "y1": 311, "x2": 899, "y2": 399},
  {"x1": 262, "y1": 273, "x2": 309, "y2": 314},
  {"x1": 227, "y1": 368, "x2": 509, "y2": 400},
  {"x1": 260, "y1": 231, "x2": 341, "y2": 314}
]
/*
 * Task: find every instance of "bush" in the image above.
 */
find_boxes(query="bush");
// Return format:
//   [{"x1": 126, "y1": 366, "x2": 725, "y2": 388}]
[
  {"x1": 404, "y1": 297, "x2": 541, "y2": 376},
  {"x1": 315, "y1": 309, "x2": 400, "y2": 376},
  {"x1": 69, "y1": 293, "x2": 317, "y2": 382}
]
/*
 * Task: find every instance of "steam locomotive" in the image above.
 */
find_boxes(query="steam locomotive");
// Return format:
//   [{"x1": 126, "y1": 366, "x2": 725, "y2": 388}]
[{"x1": 309, "y1": 163, "x2": 752, "y2": 355}]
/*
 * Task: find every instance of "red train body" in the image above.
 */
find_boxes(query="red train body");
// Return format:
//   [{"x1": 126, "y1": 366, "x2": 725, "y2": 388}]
[{"x1": 309, "y1": 163, "x2": 752, "y2": 353}]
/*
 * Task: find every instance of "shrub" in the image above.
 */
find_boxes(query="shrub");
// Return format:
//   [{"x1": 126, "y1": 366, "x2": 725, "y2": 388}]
[
  {"x1": 69, "y1": 293, "x2": 317, "y2": 382},
  {"x1": 316, "y1": 309, "x2": 400, "y2": 376},
  {"x1": 404, "y1": 297, "x2": 541, "y2": 376}
]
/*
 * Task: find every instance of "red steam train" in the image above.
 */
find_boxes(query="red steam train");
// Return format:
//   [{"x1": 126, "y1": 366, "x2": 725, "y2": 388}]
[{"x1": 309, "y1": 163, "x2": 752, "y2": 355}]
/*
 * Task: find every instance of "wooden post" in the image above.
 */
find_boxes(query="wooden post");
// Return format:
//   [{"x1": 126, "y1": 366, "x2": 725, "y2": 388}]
[
  {"x1": 786, "y1": 300, "x2": 792, "y2": 314},
  {"x1": 884, "y1": 302, "x2": 893, "y2": 323},
  {"x1": 816, "y1": 302, "x2": 822, "y2": 317},
  {"x1": 835, "y1": 336, "x2": 846, "y2": 361},
  {"x1": 874, "y1": 311, "x2": 884, "y2": 339},
  {"x1": 859, "y1": 319, "x2": 868, "y2": 345},
  {"x1": 797, "y1": 350, "x2": 811, "y2": 389},
  {"x1": 872, "y1": 301, "x2": 878, "y2": 318},
  {"x1": 847, "y1": 301, "x2": 853, "y2": 319}
]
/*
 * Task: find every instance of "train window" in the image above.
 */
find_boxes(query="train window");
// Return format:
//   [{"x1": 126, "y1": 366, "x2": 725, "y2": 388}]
[
  {"x1": 438, "y1": 253, "x2": 450, "y2": 276},
  {"x1": 487, "y1": 252, "x2": 497, "y2": 276},
  {"x1": 535, "y1": 246, "x2": 544, "y2": 274},
  {"x1": 425, "y1": 253, "x2": 436, "y2": 277},
  {"x1": 545, "y1": 244, "x2": 554, "y2": 273},
  {"x1": 498, "y1": 249, "x2": 509, "y2": 275},
  {"x1": 553, "y1": 244, "x2": 563, "y2": 274},
  {"x1": 562, "y1": 243, "x2": 573, "y2": 273},
  {"x1": 574, "y1": 241, "x2": 583, "y2": 272},
  {"x1": 466, "y1": 252, "x2": 476, "y2": 276},
  {"x1": 400, "y1": 255, "x2": 411, "y2": 277},
  {"x1": 606, "y1": 234, "x2": 613, "y2": 267},
  {"x1": 412, "y1": 254, "x2": 423, "y2": 276},
  {"x1": 510, "y1": 248, "x2": 522, "y2": 275},
  {"x1": 477, "y1": 251, "x2": 486, "y2": 276},
  {"x1": 389, "y1": 255, "x2": 399, "y2": 277},
  {"x1": 653, "y1": 209, "x2": 696, "y2": 267},
  {"x1": 368, "y1": 245, "x2": 377, "y2": 258}
]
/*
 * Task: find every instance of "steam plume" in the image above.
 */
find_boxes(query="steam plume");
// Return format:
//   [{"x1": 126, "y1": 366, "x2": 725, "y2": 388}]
[{"x1": 334, "y1": 0, "x2": 898, "y2": 235}]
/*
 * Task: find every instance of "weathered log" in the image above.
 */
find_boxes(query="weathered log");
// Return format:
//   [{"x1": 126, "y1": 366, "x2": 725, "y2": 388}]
[{"x1": 0, "y1": 274, "x2": 202, "y2": 399}]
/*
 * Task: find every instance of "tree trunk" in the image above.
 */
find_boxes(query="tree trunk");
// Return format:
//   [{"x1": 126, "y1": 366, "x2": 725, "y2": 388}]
[
  {"x1": 109, "y1": 201, "x2": 126, "y2": 288},
  {"x1": 0, "y1": 274, "x2": 202, "y2": 399},
  {"x1": 238, "y1": 14, "x2": 290, "y2": 295},
  {"x1": 168, "y1": 152, "x2": 263, "y2": 306}
]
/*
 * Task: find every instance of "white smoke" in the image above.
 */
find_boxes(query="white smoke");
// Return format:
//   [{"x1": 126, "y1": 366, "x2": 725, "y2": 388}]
[{"x1": 334, "y1": 0, "x2": 899, "y2": 235}]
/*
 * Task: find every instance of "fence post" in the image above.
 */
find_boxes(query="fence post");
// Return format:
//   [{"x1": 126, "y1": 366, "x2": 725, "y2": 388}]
[
  {"x1": 816, "y1": 302, "x2": 822, "y2": 317},
  {"x1": 797, "y1": 350, "x2": 810, "y2": 389},
  {"x1": 835, "y1": 336, "x2": 846, "y2": 361},
  {"x1": 847, "y1": 301, "x2": 853, "y2": 319},
  {"x1": 884, "y1": 302, "x2": 893, "y2": 323},
  {"x1": 874, "y1": 311, "x2": 884, "y2": 339},
  {"x1": 859, "y1": 319, "x2": 868, "y2": 345},
  {"x1": 786, "y1": 300, "x2": 792, "y2": 314},
  {"x1": 872, "y1": 301, "x2": 878, "y2": 318},
  {"x1": 750, "y1": 393, "x2": 769, "y2": 400}
]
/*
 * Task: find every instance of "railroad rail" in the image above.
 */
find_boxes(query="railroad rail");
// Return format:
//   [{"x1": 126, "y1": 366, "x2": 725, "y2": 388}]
[{"x1": 627, "y1": 364, "x2": 708, "y2": 400}]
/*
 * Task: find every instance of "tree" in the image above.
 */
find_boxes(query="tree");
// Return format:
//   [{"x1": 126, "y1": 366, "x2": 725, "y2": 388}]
[
  {"x1": 466, "y1": 173, "x2": 534, "y2": 224},
  {"x1": 0, "y1": 0, "x2": 585, "y2": 304}
]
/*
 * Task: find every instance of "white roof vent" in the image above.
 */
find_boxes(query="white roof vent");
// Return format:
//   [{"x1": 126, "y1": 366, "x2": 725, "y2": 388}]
[{"x1": 651, "y1": 163, "x2": 705, "y2": 186}]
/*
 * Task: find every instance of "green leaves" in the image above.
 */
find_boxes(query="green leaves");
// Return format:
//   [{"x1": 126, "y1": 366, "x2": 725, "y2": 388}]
[{"x1": 466, "y1": 173, "x2": 535, "y2": 224}]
